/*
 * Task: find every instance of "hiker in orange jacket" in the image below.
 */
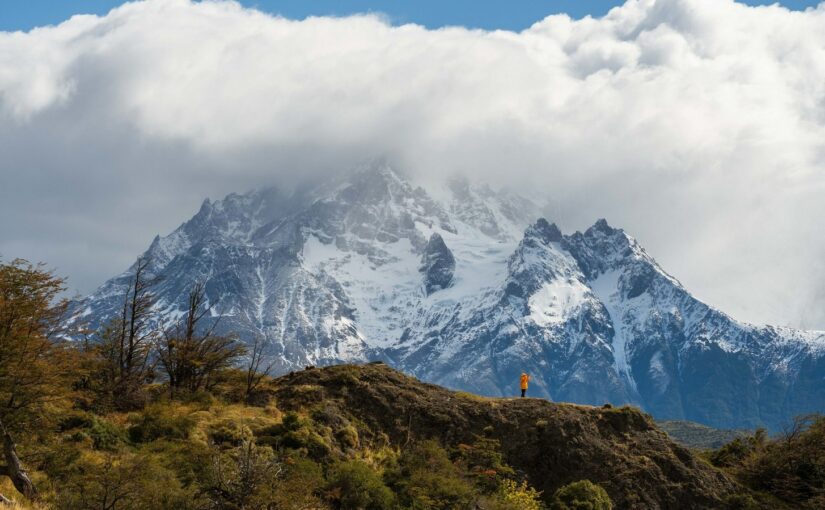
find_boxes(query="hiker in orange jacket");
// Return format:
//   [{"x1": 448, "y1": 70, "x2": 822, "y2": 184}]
[{"x1": 520, "y1": 372, "x2": 530, "y2": 398}]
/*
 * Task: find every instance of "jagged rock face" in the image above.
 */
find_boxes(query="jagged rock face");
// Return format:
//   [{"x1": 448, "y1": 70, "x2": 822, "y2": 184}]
[
  {"x1": 420, "y1": 233, "x2": 455, "y2": 295},
  {"x1": 70, "y1": 164, "x2": 825, "y2": 430}
]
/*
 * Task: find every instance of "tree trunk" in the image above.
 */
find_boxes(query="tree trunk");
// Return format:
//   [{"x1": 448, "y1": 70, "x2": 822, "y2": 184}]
[{"x1": 0, "y1": 431, "x2": 37, "y2": 500}]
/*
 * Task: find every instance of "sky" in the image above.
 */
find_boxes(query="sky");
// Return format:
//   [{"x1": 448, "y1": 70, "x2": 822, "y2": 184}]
[
  {"x1": 1, "y1": 0, "x2": 823, "y2": 31},
  {"x1": 1, "y1": 0, "x2": 825, "y2": 330}
]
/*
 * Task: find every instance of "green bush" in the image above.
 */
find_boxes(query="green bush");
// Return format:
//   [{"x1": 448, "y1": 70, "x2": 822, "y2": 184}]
[
  {"x1": 493, "y1": 479, "x2": 545, "y2": 510},
  {"x1": 282, "y1": 412, "x2": 304, "y2": 431},
  {"x1": 722, "y1": 493, "x2": 760, "y2": 510},
  {"x1": 336, "y1": 424, "x2": 359, "y2": 449},
  {"x1": 57, "y1": 452, "x2": 194, "y2": 510},
  {"x1": 207, "y1": 419, "x2": 249, "y2": 446},
  {"x1": 179, "y1": 389, "x2": 217, "y2": 407},
  {"x1": 56, "y1": 411, "x2": 127, "y2": 450},
  {"x1": 89, "y1": 417, "x2": 128, "y2": 450},
  {"x1": 128, "y1": 405, "x2": 196, "y2": 443},
  {"x1": 708, "y1": 429, "x2": 766, "y2": 468},
  {"x1": 391, "y1": 440, "x2": 476, "y2": 510},
  {"x1": 737, "y1": 416, "x2": 825, "y2": 507},
  {"x1": 254, "y1": 412, "x2": 331, "y2": 459},
  {"x1": 457, "y1": 435, "x2": 515, "y2": 492},
  {"x1": 269, "y1": 457, "x2": 326, "y2": 509},
  {"x1": 326, "y1": 460, "x2": 395, "y2": 510},
  {"x1": 551, "y1": 480, "x2": 613, "y2": 510}
]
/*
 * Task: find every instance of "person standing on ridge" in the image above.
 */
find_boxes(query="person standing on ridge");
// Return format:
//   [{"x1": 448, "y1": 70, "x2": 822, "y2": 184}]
[{"x1": 520, "y1": 372, "x2": 530, "y2": 398}]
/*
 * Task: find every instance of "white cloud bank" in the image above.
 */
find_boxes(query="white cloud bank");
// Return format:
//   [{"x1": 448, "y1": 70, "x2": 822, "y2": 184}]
[{"x1": 1, "y1": 0, "x2": 824, "y2": 329}]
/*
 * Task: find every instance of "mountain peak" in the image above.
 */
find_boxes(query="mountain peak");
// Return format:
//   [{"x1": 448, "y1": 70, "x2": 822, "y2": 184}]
[
  {"x1": 591, "y1": 218, "x2": 615, "y2": 234},
  {"x1": 525, "y1": 218, "x2": 563, "y2": 244},
  {"x1": 351, "y1": 160, "x2": 406, "y2": 184},
  {"x1": 73, "y1": 172, "x2": 825, "y2": 432},
  {"x1": 420, "y1": 233, "x2": 456, "y2": 295}
]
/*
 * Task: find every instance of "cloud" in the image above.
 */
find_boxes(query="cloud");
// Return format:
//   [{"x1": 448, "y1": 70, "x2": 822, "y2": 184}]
[{"x1": 1, "y1": 0, "x2": 824, "y2": 329}]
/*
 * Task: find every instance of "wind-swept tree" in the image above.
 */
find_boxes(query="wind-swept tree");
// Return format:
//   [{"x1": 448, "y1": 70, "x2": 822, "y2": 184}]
[
  {"x1": 96, "y1": 257, "x2": 160, "y2": 410},
  {"x1": 204, "y1": 439, "x2": 283, "y2": 509},
  {"x1": 0, "y1": 258, "x2": 78, "y2": 502},
  {"x1": 157, "y1": 282, "x2": 244, "y2": 396},
  {"x1": 244, "y1": 335, "x2": 275, "y2": 404}
]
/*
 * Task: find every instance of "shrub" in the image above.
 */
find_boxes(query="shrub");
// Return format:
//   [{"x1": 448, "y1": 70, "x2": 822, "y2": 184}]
[
  {"x1": 203, "y1": 440, "x2": 283, "y2": 510},
  {"x1": 207, "y1": 419, "x2": 250, "y2": 446},
  {"x1": 551, "y1": 480, "x2": 613, "y2": 510},
  {"x1": 737, "y1": 416, "x2": 825, "y2": 507},
  {"x1": 494, "y1": 479, "x2": 545, "y2": 510},
  {"x1": 282, "y1": 412, "x2": 304, "y2": 431},
  {"x1": 722, "y1": 493, "x2": 760, "y2": 510},
  {"x1": 708, "y1": 429, "x2": 766, "y2": 468},
  {"x1": 128, "y1": 405, "x2": 196, "y2": 443},
  {"x1": 88, "y1": 417, "x2": 128, "y2": 450},
  {"x1": 57, "y1": 412, "x2": 127, "y2": 450},
  {"x1": 180, "y1": 389, "x2": 217, "y2": 407},
  {"x1": 268, "y1": 457, "x2": 327, "y2": 510},
  {"x1": 326, "y1": 460, "x2": 395, "y2": 510},
  {"x1": 391, "y1": 440, "x2": 476, "y2": 509},
  {"x1": 57, "y1": 452, "x2": 193, "y2": 510},
  {"x1": 456, "y1": 436, "x2": 515, "y2": 492},
  {"x1": 336, "y1": 424, "x2": 359, "y2": 449},
  {"x1": 254, "y1": 412, "x2": 331, "y2": 459}
]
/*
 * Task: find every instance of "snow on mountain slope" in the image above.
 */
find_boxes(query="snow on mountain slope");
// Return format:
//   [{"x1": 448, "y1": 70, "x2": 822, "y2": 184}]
[{"x1": 70, "y1": 164, "x2": 825, "y2": 430}]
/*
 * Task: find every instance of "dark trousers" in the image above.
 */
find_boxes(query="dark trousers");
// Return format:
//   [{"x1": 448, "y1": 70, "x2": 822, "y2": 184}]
[{"x1": 521, "y1": 389, "x2": 526, "y2": 398}]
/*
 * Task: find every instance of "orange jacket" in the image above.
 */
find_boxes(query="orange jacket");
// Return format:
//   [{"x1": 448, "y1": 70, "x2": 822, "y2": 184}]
[{"x1": 520, "y1": 374, "x2": 530, "y2": 390}]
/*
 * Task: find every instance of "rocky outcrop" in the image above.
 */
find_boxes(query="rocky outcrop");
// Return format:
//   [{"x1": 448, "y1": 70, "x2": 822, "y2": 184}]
[{"x1": 420, "y1": 233, "x2": 455, "y2": 295}]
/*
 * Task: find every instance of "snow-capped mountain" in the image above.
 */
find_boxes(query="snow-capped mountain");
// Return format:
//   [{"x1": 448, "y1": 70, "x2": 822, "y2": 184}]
[{"x1": 71, "y1": 164, "x2": 825, "y2": 430}]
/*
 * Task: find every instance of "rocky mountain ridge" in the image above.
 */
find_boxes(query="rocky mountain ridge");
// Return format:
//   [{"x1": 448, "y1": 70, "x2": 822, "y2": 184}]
[{"x1": 70, "y1": 164, "x2": 825, "y2": 430}]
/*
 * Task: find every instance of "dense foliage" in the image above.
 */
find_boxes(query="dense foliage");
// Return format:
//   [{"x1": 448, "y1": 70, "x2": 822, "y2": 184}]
[
  {"x1": 550, "y1": 480, "x2": 613, "y2": 510},
  {"x1": 707, "y1": 416, "x2": 825, "y2": 509}
]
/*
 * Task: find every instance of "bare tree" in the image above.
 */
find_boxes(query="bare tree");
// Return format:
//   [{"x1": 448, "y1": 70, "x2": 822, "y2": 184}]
[
  {"x1": 62, "y1": 453, "x2": 157, "y2": 510},
  {"x1": 245, "y1": 335, "x2": 274, "y2": 404},
  {"x1": 157, "y1": 282, "x2": 244, "y2": 396},
  {"x1": 97, "y1": 257, "x2": 160, "y2": 410},
  {"x1": 204, "y1": 439, "x2": 282, "y2": 509}
]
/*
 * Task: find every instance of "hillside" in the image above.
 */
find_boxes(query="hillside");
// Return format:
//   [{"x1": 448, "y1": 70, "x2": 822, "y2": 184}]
[
  {"x1": 69, "y1": 164, "x2": 825, "y2": 431},
  {"x1": 271, "y1": 363, "x2": 742, "y2": 509},
  {"x1": 657, "y1": 420, "x2": 748, "y2": 450}
]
